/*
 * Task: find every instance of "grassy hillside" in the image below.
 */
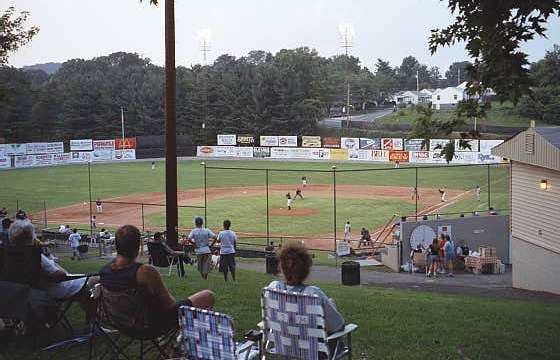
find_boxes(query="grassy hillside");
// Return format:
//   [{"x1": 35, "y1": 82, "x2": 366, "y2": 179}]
[{"x1": 377, "y1": 101, "x2": 537, "y2": 127}]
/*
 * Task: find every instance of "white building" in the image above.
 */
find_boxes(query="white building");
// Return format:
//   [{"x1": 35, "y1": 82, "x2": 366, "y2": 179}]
[{"x1": 431, "y1": 86, "x2": 466, "y2": 110}]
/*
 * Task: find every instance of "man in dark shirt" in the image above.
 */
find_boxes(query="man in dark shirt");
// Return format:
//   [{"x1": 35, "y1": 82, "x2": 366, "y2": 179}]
[{"x1": 150, "y1": 232, "x2": 187, "y2": 277}]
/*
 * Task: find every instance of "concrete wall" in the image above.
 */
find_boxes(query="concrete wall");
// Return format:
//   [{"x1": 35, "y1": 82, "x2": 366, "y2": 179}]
[
  {"x1": 512, "y1": 236, "x2": 560, "y2": 295},
  {"x1": 400, "y1": 215, "x2": 510, "y2": 264}
]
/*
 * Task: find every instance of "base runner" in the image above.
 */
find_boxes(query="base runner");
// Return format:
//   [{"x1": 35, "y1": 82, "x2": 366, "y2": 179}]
[{"x1": 286, "y1": 193, "x2": 292, "y2": 210}]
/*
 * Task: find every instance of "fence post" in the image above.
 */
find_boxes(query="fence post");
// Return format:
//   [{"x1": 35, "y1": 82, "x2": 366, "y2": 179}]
[
  {"x1": 415, "y1": 167, "x2": 418, "y2": 221},
  {"x1": 487, "y1": 164, "x2": 491, "y2": 211},
  {"x1": 332, "y1": 165, "x2": 337, "y2": 266},
  {"x1": 43, "y1": 200, "x2": 47, "y2": 228},
  {"x1": 202, "y1": 162, "x2": 207, "y2": 224},
  {"x1": 141, "y1": 203, "x2": 145, "y2": 232},
  {"x1": 266, "y1": 168, "x2": 270, "y2": 245},
  {"x1": 88, "y1": 162, "x2": 93, "y2": 239},
  {"x1": 16, "y1": 199, "x2": 19, "y2": 211}
]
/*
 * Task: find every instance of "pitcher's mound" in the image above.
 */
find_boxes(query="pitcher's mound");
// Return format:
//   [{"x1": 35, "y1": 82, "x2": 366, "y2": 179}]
[{"x1": 269, "y1": 208, "x2": 318, "y2": 217}]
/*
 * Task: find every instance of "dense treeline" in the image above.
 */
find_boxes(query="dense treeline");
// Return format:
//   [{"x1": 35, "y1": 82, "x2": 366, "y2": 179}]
[{"x1": 1, "y1": 46, "x2": 555, "y2": 143}]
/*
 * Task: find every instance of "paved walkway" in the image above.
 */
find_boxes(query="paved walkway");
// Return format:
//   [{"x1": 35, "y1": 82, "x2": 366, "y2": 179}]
[{"x1": 238, "y1": 261, "x2": 560, "y2": 303}]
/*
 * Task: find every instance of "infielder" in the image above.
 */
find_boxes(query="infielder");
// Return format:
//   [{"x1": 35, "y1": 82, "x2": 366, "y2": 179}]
[
  {"x1": 438, "y1": 188, "x2": 447, "y2": 202},
  {"x1": 301, "y1": 176, "x2": 307, "y2": 187},
  {"x1": 151, "y1": 161, "x2": 156, "y2": 170},
  {"x1": 410, "y1": 187, "x2": 419, "y2": 200},
  {"x1": 96, "y1": 199, "x2": 103, "y2": 213},
  {"x1": 286, "y1": 193, "x2": 292, "y2": 210},
  {"x1": 475, "y1": 185, "x2": 481, "y2": 201},
  {"x1": 295, "y1": 188, "x2": 304, "y2": 200},
  {"x1": 344, "y1": 221, "x2": 351, "y2": 242}
]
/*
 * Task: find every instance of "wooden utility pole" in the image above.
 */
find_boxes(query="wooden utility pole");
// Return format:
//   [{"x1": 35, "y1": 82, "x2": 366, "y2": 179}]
[{"x1": 164, "y1": 0, "x2": 178, "y2": 247}]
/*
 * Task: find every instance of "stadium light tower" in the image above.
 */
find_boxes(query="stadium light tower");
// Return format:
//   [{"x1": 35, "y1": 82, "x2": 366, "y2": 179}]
[
  {"x1": 338, "y1": 23, "x2": 354, "y2": 129},
  {"x1": 195, "y1": 29, "x2": 212, "y2": 65},
  {"x1": 195, "y1": 29, "x2": 212, "y2": 144}
]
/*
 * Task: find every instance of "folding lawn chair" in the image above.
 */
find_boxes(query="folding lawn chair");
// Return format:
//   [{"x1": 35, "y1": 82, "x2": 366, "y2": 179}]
[
  {"x1": 260, "y1": 287, "x2": 358, "y2": 360},
  {"x1": 147, "y1": 242, "x2": 180, "y2": 277},
  {"x1": 177, "y1": 306, "x2": 258, "y2": 360}
]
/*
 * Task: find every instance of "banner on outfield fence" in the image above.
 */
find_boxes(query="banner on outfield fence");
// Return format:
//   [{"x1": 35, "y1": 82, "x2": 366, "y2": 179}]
[
  {"x1": 429, "y1": 139, "x2": 450, "y2": 151},
  {"x1": 4, "y1": 143, "x2": 27, "y2": 156},
  {"x1": 253, "y1": 147, "x2": 271, "y2": 158},
  {"x1": 349, "y1": 149, "x2": 373, "y2": 161},
  {"x1": 0, "y1": 144, "x2": 4, "y2": 157},
  {"x1": 93, "y1": 139, "x2": 115, "y2": 150},
  {"x1": 479, "y1": 140, "x2": 504, "y2": 155},
  {"x1": 382, "y1": 138, "x2": 404, "y2": 150},
  {"x1": 70, "y1": 139, "x2": 93, "y2": 151},
  {"x1": 388, "y1": 150, "x2": 409, "y2": 163},
  {"x1": 217, "y1": 134, "x2": 237, "y2": 146},
  {"x1": 0, "y1": 155, "x2": 10, "y2": 169},
  {"x1": 359, "y1": 138, "x2": 381, "y2": 150},
  {"x1": 52, "y1": 153, "x2": 71, "y2": 165},
  {"x1": 330, "y1": 148, "x2": 348, "y2": 160},
  {"x1": 236, "y1": 135, "x2": 255, "y2": 146},
  {"x1": 409, "y1": 151, "x2": 431, "y2": 163},
  {"x1": 25, "y1": 142, "x2": 64, "y2": 155},
  {"x1": 115, "y1": 137, "x2": 136, "y2": 150},
  {"x1": 452, "y1": 151, "x2": 478, "y2": 164},
  {"x1": 14, "y1": 155, "x2": 34, "y2": 168},
  {"x1": 260, "y1": 136, "x2": 279, "y2": 147},
  {"x1": 47, "y1": 142, "x2": 64, "y2": 154},
  {"x1": 404, "y1": 139, "x2": 425, "y2": 151},
  {"x1": 197, "y1": 146, "x2": 215, "y2": 157},
  {"x1": 92, "y1": 149, "x2": 114, "y2": 162},
  {"x1": 196, "y1": 146, "x2": 252, "y2": 158},
  {"x1": 477, "y1": 153, "x2": 502, "y2": 164},
  {"x1": 372, "y1": 150, "x2": 389, "y2": 162},
  {"x1": 301, "y1": 136, "x2": 321, "y2": 148},
  {"x1": 113, "y1": 149, "x2": 136, "y2": 160},
  {"x1": 71, "y1": 151, "x2": 92, "y2": 163},
  {"x1": 455, "y1": 139, "x2": 479, "y2": 152},
  {"x1": 33, "y1": 154, "x2": 53, "y2": 166},
  {"x1": 278, "y1": 136, "x2": 298, "y2": 147},
  {"x1": 340, "y1": 137, "x2": 360, "y2": 150},
  {"x1": 322, "y1": 137, "x2": 340, "y2": 148}
]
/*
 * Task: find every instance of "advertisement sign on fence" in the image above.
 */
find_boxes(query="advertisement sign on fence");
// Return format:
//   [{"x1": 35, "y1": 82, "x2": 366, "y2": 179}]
[
  {"x1": 409, "y1": 151, "x2": 431, "y2": 163},
  {"x1": 253, "y1": 147, "x2": 271, "y2": 158},
  {"x1": 301, "y1": 136, "x2": 321, "y2": 148},
  {"x1": 70, "y1": 139, "x2": 93, "y2": 151},
  {"x1": 5, "y1": 143, "x2": 27, "y2": 156},
  {"x1": 372, "y1": 150, "x2": 389, "y2": 162},
  {"x1": 429, "y1": 139, "x2": 450, "y2": 151},
  {"x1": 0, "y1": 144, "x2": 4, "y2": 157},
  {"x1": 278, "y1": 136, "x2": 298, "y2": 147},
  {"x1": 404, "y1": 139, "x2": 425, "y2": 151},
  {"x1": 92, "y1": 149, "x2": 114, "y2": 162},
  {"x1": 455, "y1": 139, "x2": 479, "y2": 152},
  {"x1": 359, "y1": 138, "x2": 381, "y2": 150},
  {"x1": 113, "y1": 149, "x2": 136, "y2": 160},
  {"x1": 115, "y1": 137, "x2": 137, "y2": 150},
  {"x1": 14, "y1": 155, "x2": 35, "y2": 168},
  {"x1": 33, "y1": 154, "x2": 53, "y2": 166},
  {"x1": 47, "y1": 142, "x2": 65, "y2": 154},
  {"x1": 25, "y1": 143, "x2": 48, "y2": 155},
  {"x1": 260, "y1": 136, "x2": 279, "y2": 147},
  {"x1": 0, "y1": 155, "x2": 10, "y2": 169},
  {"x1": 477, "y1": 153, "x2": 502, "y2": 164},
  {"x1": 93, "y1": 139, "x2": 115, "y2": 150},
  {"x1": 348, "y1": 149, "x2": 373, "y2": 161},
  {"x1": 71, "y1": 151, "x2": 92, "y2": 163},
  {"x1": 312, "y1": 148, "x2": 330, "y2": 160},
  {"x1": 236, "y1": 135, "x2": 255, "y2": 146},
  {"x1": 430, "y1": 151, "x2": 448, "y2": 164},
  {"x1": 452, "y1": 151, "x2": 478, "y2": 164},
  {"x1": 388, "y1": 150, "x2": 409, "y2": 163},
  {"x1": 52, "y1": 153, "x2": 70, "y2": 165},
  {"x1": 479, "y1": 140, "x2": 504, "y2": 155},
  {"x1": 382, "y1": 138, "x2": 404, "y2": 150},
  {"x1": 340, "y1": 137, "x2": 360, "y2": 150},
  {"x1": 330, "y1": 148, "x2": 348, "y2": 160},
  {"x1": 217, "y1": 134, "x2": 237, "y2": 146},
  {"x1": 322, "y1": 137, "x2": 340, "y2": 148}
]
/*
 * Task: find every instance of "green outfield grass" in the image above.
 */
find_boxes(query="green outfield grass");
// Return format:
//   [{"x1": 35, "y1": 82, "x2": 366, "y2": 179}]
[
  {"x1": 0, "y1": 160, "x2": 509, "y2": 227},
  {"x1": 6, "y1": 257, "x2": 560, "y2": 359}
]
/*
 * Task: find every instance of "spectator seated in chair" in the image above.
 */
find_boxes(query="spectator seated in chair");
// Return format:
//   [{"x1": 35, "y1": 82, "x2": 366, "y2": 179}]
[
  {"x1": 148, "y1": 231, "x2": 187, "y2": 277},
  {"x1": 358, "y1": 227, "x2": 372, "y2": 248},
  {"x1": 98, "y1": 225, "x2": 214, "y2": 336},
  {"x1": 7, "y1": 218, "x2": 98, "y2": 325}
]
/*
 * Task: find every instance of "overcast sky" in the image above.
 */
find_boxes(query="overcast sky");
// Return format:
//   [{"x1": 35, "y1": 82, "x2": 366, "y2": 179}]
[{"x1": 7, "y1": 0, "x2": 560, "y2": 73}]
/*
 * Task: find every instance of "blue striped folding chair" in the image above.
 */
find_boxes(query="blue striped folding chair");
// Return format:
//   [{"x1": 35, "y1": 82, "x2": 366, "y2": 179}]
[
  {"x1": 260, "y1": 287, "x2": 358, "y2": 360},
  {"x1": 178, "y1": 306, "x2": 258, "y2": 360}
]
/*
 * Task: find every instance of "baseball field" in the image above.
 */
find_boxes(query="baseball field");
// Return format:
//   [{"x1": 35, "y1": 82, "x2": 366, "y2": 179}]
[{"x1": 0, "y1": 158, "x2": 509, "y2": 249}]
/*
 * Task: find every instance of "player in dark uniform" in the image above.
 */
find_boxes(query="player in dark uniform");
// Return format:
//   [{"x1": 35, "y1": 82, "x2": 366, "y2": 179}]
[{"x1": 295, "y1": 188, "x2": 304, "y2": 200}]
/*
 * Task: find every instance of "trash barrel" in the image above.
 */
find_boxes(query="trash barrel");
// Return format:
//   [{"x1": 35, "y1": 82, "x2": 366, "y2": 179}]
[
  {"x1": 266, "y1": 253, "x2": 279, "y2": 275},
  {"x1": 341, "y1": 261, "x2": 360, "y2": 286}
]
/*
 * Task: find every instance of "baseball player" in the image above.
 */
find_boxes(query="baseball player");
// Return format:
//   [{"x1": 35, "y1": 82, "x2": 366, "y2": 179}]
[
  {"x1": 410, "y1": 187, "x2": 419, "y2": 200},
  {"x1": 286, "y1": 193, "x2": 292, "y2": 210},
  {"x1": 151, "y1": 161, "x2": 156, "y2": 170},
  {"x1": 96, "y1": 199, "x2": 103, "y2": 213},
  {"x1": 295, "y1": 188, "x2": 304, "y2": 200},
  {"x1": 394, "y1": 161, "x2": 400, "y2": 169},
  {"x1": 438, "y1": 188, "x2": 447, "y2": 202},
  {"x1": 475, "y1": 185, "x2": 481, "y2": 201},
  {"x1": 91, "y1": 215, "x2": 97, "y2": 229},
  {"x1": 301, "y1": 176, "x2": 307, "y2": 187},
  {"x1": 344, "y1": 221, "x2": 351, "y2": 242}
]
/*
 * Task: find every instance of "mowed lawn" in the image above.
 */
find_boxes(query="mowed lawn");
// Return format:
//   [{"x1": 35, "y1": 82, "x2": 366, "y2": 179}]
[
  {"x1": 7, "y1": 258, "x2": 560, "y2": 360},
  {"x1": 0, "y1": 159, "x2": 509, "y2": 220},
  {"x1": 147, "y1": 195, "x2": 418, "y2": 236}
]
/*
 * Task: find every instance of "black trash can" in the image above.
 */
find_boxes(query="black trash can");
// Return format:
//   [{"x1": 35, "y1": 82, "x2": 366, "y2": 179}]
[
  {"x1": 341, "y1": 261, "x2": 360, "y2": 286},
  {"x1": 266, "y1": 253, "x2": 279, "y2": 275}
]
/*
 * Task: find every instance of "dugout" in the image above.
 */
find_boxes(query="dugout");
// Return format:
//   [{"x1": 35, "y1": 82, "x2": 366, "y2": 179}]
[{"x1": 399, "y1": 215, "x2": 510, "y2": 266}]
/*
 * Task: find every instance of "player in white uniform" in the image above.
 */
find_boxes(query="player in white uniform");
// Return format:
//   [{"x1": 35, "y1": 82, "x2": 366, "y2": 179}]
[
  {"x1": 286, "y1": 193, "x2": 292, "y2": 210},
  {"x1": 344, "y1": 221, "x2": 351, "y2": 242},
  {"x1": 302, "y1": 176, "x2": 307, "y2": 187},
  {"x1": 151, "y1": 161, "x2": 156, "y2": 170},
  {"x1": 439, "y1": 188, "x2": 447, "y2": 202},
  {"x1": 475, "y1": 185, "x2": 481, "y2": 201}
]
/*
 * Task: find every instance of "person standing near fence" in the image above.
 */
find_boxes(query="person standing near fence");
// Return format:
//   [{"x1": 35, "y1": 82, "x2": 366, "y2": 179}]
[
  {"x1": 344, "y1": 221, "x2": 351, "y2": 242},
  {"x1": 185, "y1": 217, "x2": 216, "y2": 280},
  {"x1": 96, "y1": 199, "x2": 103, "y2": 213},
  {"x1": 68, "y1": 228, "x2": 81, "y2": 260},
  {"x1": 475, "y1": 185, "x2": 481, "y2": 201},
  {"x1": 214, "y1": 219, "x2": 237, "y2": 282}
]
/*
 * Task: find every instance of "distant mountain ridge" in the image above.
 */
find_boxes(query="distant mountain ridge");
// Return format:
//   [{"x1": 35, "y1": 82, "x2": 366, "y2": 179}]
[{"x1": 22, "y1": 62, "x2": 62, "y2": 74}]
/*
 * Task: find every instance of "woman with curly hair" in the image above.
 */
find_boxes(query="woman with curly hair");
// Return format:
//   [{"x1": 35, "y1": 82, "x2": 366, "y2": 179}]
[{"x1": 266, "y1": 242, "x2": 345, "y2": 335}]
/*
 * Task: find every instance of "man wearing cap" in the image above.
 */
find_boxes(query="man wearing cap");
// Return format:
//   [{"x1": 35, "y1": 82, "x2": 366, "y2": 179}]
[{"x1": 184, "y1": 217, "x2": 216, "y2": 280}]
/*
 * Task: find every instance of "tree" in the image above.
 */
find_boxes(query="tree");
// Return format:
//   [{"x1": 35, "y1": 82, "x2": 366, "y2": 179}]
[
  {"x1": 444, "y1": 61, "x2": 472, "y2": 87},
  {"x1": 0, "y1": 7, "x2": 39, "y2": 65},
  {"x1": 374, "y1": 58, "x2": 395, "y2": 77}
]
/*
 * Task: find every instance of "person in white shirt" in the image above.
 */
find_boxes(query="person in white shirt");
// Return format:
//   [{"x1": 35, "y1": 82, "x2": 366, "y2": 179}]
[
  {"x1": 344, "y1": 221, "x2": 351, "y2": 242},
  {"x1": 213, "y1": 219, "x2": 237, "y2": 282},
  {"x1": 184, "y1": 217, "x2": 216, "y2": 279},
  {"x1": 68, "y1": 228, "x2": 81, "y2": 260}
]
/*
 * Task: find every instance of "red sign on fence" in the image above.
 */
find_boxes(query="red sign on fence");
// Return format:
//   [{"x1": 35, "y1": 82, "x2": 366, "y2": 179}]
[
  {"x1": 388, "y1": 150, "x2": 410, "y2": 163},
  {"x1": 115, "y1": 137, "x2": 137, "y2": 150}
]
